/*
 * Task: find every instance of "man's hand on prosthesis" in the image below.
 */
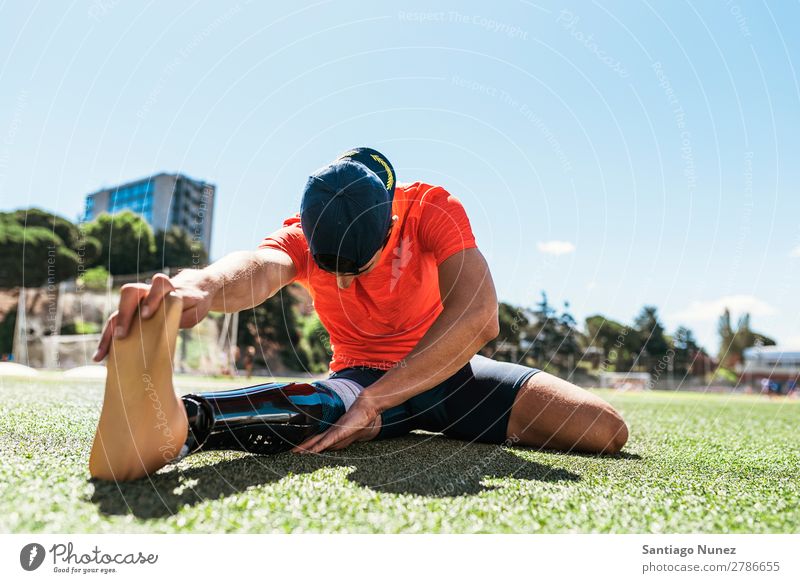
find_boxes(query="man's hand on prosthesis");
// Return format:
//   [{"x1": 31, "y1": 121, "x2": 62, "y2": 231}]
[
  {"x1": 93, "y1": 271, "x2": 214, "y2": 362},
  {"x1": 292, "y1": 394, "x2": 382, "y2": 453}
]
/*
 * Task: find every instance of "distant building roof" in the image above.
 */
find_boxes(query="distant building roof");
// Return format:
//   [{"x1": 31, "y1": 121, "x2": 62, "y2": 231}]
[
  {"x1": 743, "y1": 346, "x2": 800, "y2": 361},
  {"x1": 86, "y1": 172, "x2": 212, "y2": 196}
]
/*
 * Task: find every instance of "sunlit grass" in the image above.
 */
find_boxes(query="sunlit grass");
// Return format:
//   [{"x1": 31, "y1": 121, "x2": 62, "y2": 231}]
[{"x1": 1, "y1": 376, "x2": 797, "y2": 533}]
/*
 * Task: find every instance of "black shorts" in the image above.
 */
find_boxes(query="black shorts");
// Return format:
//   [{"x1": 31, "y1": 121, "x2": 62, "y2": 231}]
[{"x1": 328, "y1": 355, "x2": 541, "y2": 444}]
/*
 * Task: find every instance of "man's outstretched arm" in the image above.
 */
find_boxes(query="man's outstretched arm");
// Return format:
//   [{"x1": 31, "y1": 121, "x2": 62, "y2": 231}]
[
  {"x1": 93, "y1": 248, "x2": 296, "y2": 361},
  {"x1": 362, "y1": 247, "x2": 500, "y2": 409},
  {"x1": 295, "y1": 247, "x2": 499, "y2": 453},
  {"x1": 204, "y1": 248, "x2": 297, "y2": 313}
]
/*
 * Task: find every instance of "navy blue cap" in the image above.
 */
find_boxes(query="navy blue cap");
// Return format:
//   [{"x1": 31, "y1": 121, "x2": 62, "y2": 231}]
[{"x1": 300, "y1": 147, "x2": 396, "y2": 274}]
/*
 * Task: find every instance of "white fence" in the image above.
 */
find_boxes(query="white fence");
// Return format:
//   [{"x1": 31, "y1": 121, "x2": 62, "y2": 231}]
[{"x1": 9, "y1": 276, "x2": 236, "y2": 374}]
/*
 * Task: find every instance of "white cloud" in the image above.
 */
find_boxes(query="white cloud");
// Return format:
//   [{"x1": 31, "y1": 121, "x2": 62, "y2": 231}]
[
  {"x1": 537, "y1": 240, "x2": 575, "y2": 256},
  {"x1": 671, "y1": 294, "x2": 777, "y2": 323},
  {"x1": 791, "y1": 246, "x2": 800, "y2": 258}
]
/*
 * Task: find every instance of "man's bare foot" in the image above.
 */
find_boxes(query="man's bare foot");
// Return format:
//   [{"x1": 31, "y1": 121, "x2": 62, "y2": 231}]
[{"x1": 89, "y1": 294, "x2": 188, "y2": 481}]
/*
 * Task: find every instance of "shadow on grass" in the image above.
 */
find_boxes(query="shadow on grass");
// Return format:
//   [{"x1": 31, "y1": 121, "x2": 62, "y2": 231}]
[
  {"x1": 90, "y1": 434, "x2": 585, "y2": 519},
  {"x1": 570, "y1": 451, "x2": 642, "y2": 461}
]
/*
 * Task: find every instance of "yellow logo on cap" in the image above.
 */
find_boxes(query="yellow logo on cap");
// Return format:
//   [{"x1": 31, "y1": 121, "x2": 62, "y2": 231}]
[
  {"x1": 370, "y1": 154, "x2": 394, "y2": 190},
  {"x1": 336, "y1": 150, "x2": 394, "y2": 191}
]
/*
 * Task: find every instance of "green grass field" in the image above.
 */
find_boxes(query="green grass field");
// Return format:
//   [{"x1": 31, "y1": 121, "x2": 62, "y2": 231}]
[{"x1": 1, "y1": 375, "x2": 798, "y2": 533}]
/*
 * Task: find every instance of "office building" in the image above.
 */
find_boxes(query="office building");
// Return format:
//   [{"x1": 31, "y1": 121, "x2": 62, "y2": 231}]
[{"x1": 82, "y1": 173, "x2": 215, "y2": 252}]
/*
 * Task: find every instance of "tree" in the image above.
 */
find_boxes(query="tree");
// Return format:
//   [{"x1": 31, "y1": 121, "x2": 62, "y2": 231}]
[
  {"x1": 717, "y1": 310, "x2": 776, "y2": 368},
  {"x1": 482, "y1": 302, "x2": 528, "y2": 361},
  {"x1": 524, "y1": 293, "x2": 583, "y2": 373},
  {"x1": 237, "y1": 286, "x2": 306, "y2": 372},
  {"x1": 78, "y1": 266, "x2": 110, "y2": 291},
  {"x1": 673, "y1": 326, "x2": 700, "y2": 375},
  {"x1": 632, "y1": 305, "x2": 671, "y2": 376},
  {"x1": 527, "y1": 291, "x2": 560, "y2": 366},
  {"x1": 558, "y1": 301, "x2": 582, "y2": 362},
  {"x1": 586, "y1": 314, "x2": 628, "y2": 370},
  {"x1": 14, "y1": 208, "x2": 100, "y2": 264},
  {"x1": 584, "y1": 313, "x2": 646, "y2": 373},
  {"x1": 151, "y1": 226, "x2": 208, "y2": 271},
  {"x1": 0, "y1": 209, "x2": 101, "y2": 288},
  {"x1": 717, "y1": 308, "x2": 736, "y2": 367},
  {"x1": 733, "y1": 313, "x2": 775, "y2": 353},
  {"x1": 298, "y1": 313, "x2": 332, "y2": 373},
  {"x1": 85, "y1": 211, "x2": 156, "y2": 275},
  {"x1": 0, "y1": 214, "x2": 77, "y2": 287},
  {"x1": 0, "y1": 309, "x2": 16, "y2": 354}
]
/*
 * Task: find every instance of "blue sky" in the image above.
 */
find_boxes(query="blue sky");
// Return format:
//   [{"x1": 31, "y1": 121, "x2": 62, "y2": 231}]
[{"x1": 1, "y1": 0, "x2": 798, "y2": 351}]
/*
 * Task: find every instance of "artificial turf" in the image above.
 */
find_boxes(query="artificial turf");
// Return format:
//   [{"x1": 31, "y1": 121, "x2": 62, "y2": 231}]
[{"x1": 1, "y1": 375, "x2": 797, "y2": 533}]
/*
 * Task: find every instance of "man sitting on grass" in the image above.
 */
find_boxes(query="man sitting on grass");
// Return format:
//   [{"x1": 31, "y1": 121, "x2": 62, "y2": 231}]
[{"x1": 89, "y1": 147, "x2": 628, "y2": 482}]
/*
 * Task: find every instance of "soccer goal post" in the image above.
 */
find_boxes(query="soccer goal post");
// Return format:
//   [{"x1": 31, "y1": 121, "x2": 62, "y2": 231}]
[{"x1": 599, "y1": 372, "x2": 652, "y2": 391}]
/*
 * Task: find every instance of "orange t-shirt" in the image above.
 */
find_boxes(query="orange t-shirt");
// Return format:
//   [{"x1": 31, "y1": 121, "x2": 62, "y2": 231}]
[{"x1": 259, "y1": 181, "x2": 478, "y2": 372}]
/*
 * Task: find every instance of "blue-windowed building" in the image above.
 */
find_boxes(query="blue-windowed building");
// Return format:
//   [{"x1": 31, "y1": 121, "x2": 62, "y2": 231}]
[{"x1": 82, "y1": 173, "x2": 215, "y2": 253}]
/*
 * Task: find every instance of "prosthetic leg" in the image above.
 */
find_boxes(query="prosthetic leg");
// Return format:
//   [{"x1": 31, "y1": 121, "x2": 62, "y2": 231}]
[
  {"x1": 89, "y1": 291, "x2": 355, "y2": 481},
  {"x1": 177, "y1": 381, "x2": 346, "y2": 458}
]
